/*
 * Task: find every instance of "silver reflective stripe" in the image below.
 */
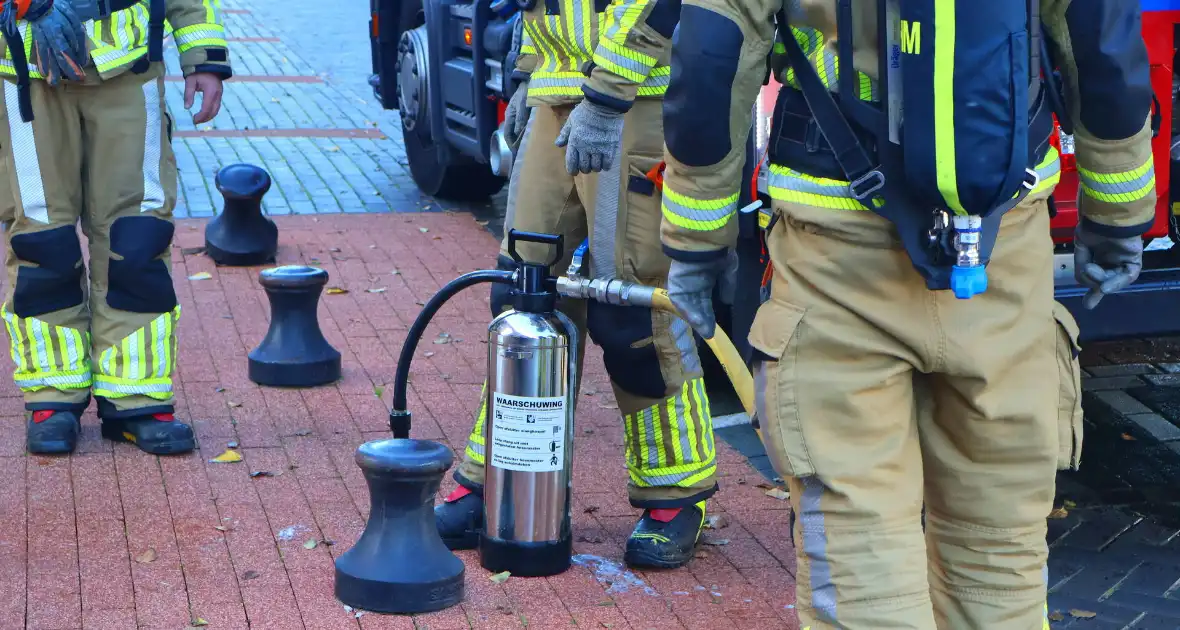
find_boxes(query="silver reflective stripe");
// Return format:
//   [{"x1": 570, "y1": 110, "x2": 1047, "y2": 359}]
[
  {"x1": 467, "y1": 440, "x2": 485, "y2": 458},
  {"x1": 140, "y1": 78, "x2": 166, "y2": 213},
  {"x1": 28, "y1": 320, "x2": 52, "y2": 374},
  {"x1": 64, "y1": 328, "x2": 81, "y2": 372},
  {"x1": 4, "y1": 82, "x2": 49, "y2": 224},
  {"x1": 595, "y1": 46, "x2": 653, "y2": 78},
  {"x1": 641, "y1": 406, "x2": 660, "y2": 469},
  {"x1": 571, "y1": 0, "x2": 588, "y2": 57},
  {"x1": 124, "y1": 329, "x2": 143, "y2": 380},
  {"x1": 641, "y1": 71, "x2": 670, "y2": 88},
  {"x1": 94, "y1": 378, "x2": 171, "y2": 394},
  {"x1": 1037, "y1": 157, "x2": 1061, "y2": 182},
  {"x1": 1080, "y1": 164, "x2": 1155, "y2": 198},
  {"x1": 801, "y1": 476, "x2": 838, "y2": 624},
  {"x1": 669, "y1": 316, "x2": 701, "y2": 376},
  {"x1": 604, "y1": 0, "x2": 638, "y2": 42},
  {"x1": 503, "y1": 107, "x2": 537, "y2": 238},
  {"x1": 153, "y1": 316, "x2": 168, "y2": 378},
  {"x1": 662, "y1": 193, "x2": 736, "y2": 225},
  {"x1": 16, "y1": 372, "x2": 90, "y2": 388},
  {"x1": 768, "y1": 169, "x2": 851, "y2": 198},
  {"x1": 590, "y1": 140, "x2": 624, "y2": 279},
  {"x1": 528, "y1": 75, "x2": 584, "y2": 91},
  {"x1": 101, "y1": 346, "x2": 115, "y2": 377}
]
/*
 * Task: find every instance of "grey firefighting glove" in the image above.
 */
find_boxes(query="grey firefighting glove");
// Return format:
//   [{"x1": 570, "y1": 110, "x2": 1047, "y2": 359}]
[
  {"x1": 666, "y1": 251, "x2": 739, "y2": 340},
  {"x1": 1073, "y1": 223, "x2": 1144, "y2": 310},
  {"x1": 503, "y1": 79, "x2": 531, "y2": 148},
  {"x1": 555, "y1": 99, "x2": 626, "y2": 175},
  {"x1": 1, "y1": 0, "x2": 89, "y2": 85}
]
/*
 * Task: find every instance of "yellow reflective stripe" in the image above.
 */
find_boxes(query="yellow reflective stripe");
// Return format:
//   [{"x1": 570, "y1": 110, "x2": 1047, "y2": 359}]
[
  {"x1": 466, "y1": 382, "x2": 488, "y2": 463},
  {"x1": 662, "y1": 186, "x2": 738, "y2": 231},
  {"x1": 593, "y1": 39, "x2": 656, "y2": 83},
  {"x1": 1077, "y1": 155, "x2": 1156, "y2": 204},
  {"x1": 1029, "y1": 147, "x2": 1061, "y2": 196},
  {"x1": 173, "y1": 23, "x2": 227, "y2": 53},
  {"x1": 767, "y1": 164, "x2": 870, "y2": 211},
  {"x1": 1, "y1": 305, "x2": 92, "y2": 391},
  {"x1": 603, "y1": 0, "x2": 649, "y2": 46},
  {"x1": 933, "y1": 0, "x2": 964, "y2": 215},
  {"x1": 202, "y1": 0, "x2": 220, "y2": 26},
  {"x1": 692, "y1": 378, "x2": 714, "y2": 459}
]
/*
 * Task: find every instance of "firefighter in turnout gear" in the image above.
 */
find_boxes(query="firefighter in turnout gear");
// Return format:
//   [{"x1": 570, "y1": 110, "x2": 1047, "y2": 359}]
[
  {"x1": 661, "y1": 0, "x2": 1151, "y2": 627},
  {"x1": 0, "y1": 0, "x2": 231, "y2": 454},
  {"x1": 435, "y1": 0, "x2": 720, "y2": 569}
]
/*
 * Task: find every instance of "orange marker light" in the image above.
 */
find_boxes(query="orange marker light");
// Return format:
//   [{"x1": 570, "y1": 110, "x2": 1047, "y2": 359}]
[{"x1": 464, "y1": 27, "x2": 472, "y2": 46}]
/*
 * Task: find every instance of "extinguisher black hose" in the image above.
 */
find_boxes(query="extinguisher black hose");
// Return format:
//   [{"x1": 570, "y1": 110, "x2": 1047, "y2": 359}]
[{"x1": 390, "y1": 269, "x2": 516, "y2": 438}]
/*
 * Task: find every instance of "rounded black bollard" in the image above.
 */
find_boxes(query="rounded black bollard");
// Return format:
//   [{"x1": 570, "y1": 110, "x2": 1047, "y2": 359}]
[
  {"x1": 248, "y1": 265, "x2": 342, "y2": 387},
  {"x1": 205, "y1": 163, "x2": 279, "y2": 266},
  {"x1": 335, "y1": 439, "x2": 465, "y2": 613}
]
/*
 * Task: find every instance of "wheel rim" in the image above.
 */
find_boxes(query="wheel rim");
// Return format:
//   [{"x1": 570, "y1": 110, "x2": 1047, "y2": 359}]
[{"x1": 396, "y1": 26, "x2": 430, "y2": 133}]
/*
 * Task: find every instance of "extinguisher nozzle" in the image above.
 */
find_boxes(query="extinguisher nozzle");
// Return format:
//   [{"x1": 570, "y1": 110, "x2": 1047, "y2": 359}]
[{"x1": 389, "y1": 410, "x2": 411, "y2": 439}]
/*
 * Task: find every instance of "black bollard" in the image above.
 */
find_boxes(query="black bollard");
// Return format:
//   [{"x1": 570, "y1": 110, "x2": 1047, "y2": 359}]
[
  {"x1": 335, "y1": 439, "x2": 465, "y2": 613},
  {"x1": 248, "y1": 265, "x2": 342, "y2": 387},
  {"x1": 205, "y1": 163, "x2": 279, "y2": 266}
]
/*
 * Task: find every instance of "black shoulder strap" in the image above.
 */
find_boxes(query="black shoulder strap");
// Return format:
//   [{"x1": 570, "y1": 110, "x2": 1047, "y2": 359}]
[
  {"x1": 147, "y1": 0, "x2": 165, "y2": 61},
  {"x1": 775, "y1": 4, "x2": 884, "y2": 202},
  {"x1": 2, "y1": 23, "x2": 34, "y2": 122}
]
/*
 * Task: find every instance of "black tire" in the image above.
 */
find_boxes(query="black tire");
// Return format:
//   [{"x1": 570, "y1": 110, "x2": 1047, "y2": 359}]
[
  {"x1": 403, "y1": 123, "x2": 506, "y2": 201},
  {"x1": 396, "y1": 23, "x2": 506, "y2": 202}
]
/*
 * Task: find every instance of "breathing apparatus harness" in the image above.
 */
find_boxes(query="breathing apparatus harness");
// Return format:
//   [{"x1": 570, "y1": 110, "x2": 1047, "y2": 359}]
[{"x1": 1, "y1": 0, "x2": 164, "y2": 122}]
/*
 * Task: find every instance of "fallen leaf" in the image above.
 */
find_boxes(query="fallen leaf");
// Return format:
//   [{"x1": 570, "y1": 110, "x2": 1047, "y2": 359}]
[
  {"x1": 250, "y1": 471, "x2": 276, "y2": 478},
  {"x1": 214, "y1": 525, "x2": 231, "y2": 532},
  {"x1": 1121, "y1": 433, "x2": 1136, "y2": 441},
  {"x1": 1048, "y1": 611, "x2": 1064, "y2": 622},
  {"x1": 135, "y1": 548, "x2": 157, "y2": 563},
  {"x1": 303, "y1": 539, "x2": 318, "y2": 550},
  {"x1": 373, "y1": 385, "x2": 385, "y2": 399},
  {"x1": 433, "y1": 333, "x2": 452, "y2": 345},
  {"x1": 191, "y1": 619, "x2": 209, "y2": 627},
  {"x1": 365, "y1": 287, "x2": 387, "y2": 293},
  {"x1": 1069, "y1": 610, "x2": 1096, "y2": 619},
  {"x1": 705, "y1": 515, "x2": 730, "y2": 530},
  {"x1": 326, "y1": 287, "x2": 349, "y2": 295},
  {"x1": 583, "y1": 506, "x2": 600, "y2": 515},
  {"x1": 209, "y1": 449, "x2": 242, "y2": 464},
  {"x1": 476, "y1": 219, "x2": 489, "y2": 226},
  {"x1": 369, "y1": 245, "x2": 377, "y2": 249},
  {"x1": 293, "y1": 429, "x2": 312, "y2": 437},
  {"x1": 703, "y1": 538, "x2": 730, "y2": 546},
  {"x1": 391, "y1": 269, "x2": 401, "y2": 275},
  {"x1": 489, "y1": 571, "x2": 511, "y2": 584},
  {"x1": 188, "y1": 272, "x2": 212, "y2": 281},
  {"x1": 419, "y1": 227, "x2": 430, "y2": 233},
  {"x1": 433, "y1": 236, "x2": 442, "y2": 241},
  {"x1": 583, "y1": 428, "x2": 595, "y2": 435},
  {"x1": 755, "y1": 483, "x2": 774, "y2": 490},
  {"x1": 598, "y1": 402, "x2": 618, "y2": 410},
  {"x1": 765, "y1": 488, "x2": 790, "y2": 501},
  {"x1": 423, "y1": 351, "x2": 435, "y2": 358},
  {"x1": 241, "y1": 570, "x2": 261, "y2": 580},
  {"x1": 228, "y1": 401, "x2": 242, "y2": 408},
  {"x1": 214, "y1": 386, "x2": 225, "y2": 393},
  {"x1": 329, "y1": 247, "x2": 342, "y2": 253},
  {"x1": 1048, "y1": 507, "x2": 1069, "y2": 519},
  {"x1": 694, "y1": 551, "x2": 710, "y2": 560}
]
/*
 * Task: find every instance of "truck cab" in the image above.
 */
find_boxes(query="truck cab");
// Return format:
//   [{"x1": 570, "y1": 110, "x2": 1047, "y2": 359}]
[{"x1": 368, "y1": 0, "x2": 518, "y2": 202}]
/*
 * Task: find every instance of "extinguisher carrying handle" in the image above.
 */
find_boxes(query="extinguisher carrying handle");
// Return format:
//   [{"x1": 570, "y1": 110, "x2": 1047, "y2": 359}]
[{"x1": 507, "y1": 229, "x2": 564, "y2": 267}]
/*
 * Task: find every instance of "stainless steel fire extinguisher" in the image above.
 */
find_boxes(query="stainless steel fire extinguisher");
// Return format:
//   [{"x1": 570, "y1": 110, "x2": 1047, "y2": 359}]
[{"x1": 479, "y1": 231, "x2": 579, "y2": 578}]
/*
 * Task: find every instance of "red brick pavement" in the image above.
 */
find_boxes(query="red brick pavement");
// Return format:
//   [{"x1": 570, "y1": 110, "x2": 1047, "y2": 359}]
[{"x1": 0, "y1": 213, "x2": 800, "y2": 629}]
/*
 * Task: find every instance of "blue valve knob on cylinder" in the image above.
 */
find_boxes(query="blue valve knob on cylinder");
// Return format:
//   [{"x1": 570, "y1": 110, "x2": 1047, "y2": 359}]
[
  {"x1": 950, "y1": 265, "x2": 988, "y2": 299},
  {"x1": 950, "y1": 215, "x2": 988, "y2": 300}
]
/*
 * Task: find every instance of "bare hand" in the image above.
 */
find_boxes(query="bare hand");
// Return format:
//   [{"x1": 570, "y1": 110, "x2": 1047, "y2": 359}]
[{"x1": 184, "y1": 72, "x2": 225, "y2": 124}]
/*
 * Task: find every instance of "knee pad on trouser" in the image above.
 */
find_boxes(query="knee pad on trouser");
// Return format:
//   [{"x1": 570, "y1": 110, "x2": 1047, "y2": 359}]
[
  {"x1": 586, "y1": 301, "x2": 667, "y2": 399},
  {"x1": 10, "y1": 225, "x2": 85, "y2": 317},
  {"x1": 108, "y1": 216, "x2": 178, "y2": 313}
]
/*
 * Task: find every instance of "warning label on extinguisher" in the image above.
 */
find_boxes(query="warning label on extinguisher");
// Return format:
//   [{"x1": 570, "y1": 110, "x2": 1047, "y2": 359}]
[{"x1": 489, "y1": 392, "x2": 567, "y2": 473}]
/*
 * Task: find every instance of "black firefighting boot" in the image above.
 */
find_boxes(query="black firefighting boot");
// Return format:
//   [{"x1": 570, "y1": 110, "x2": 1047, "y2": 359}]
[
  {"x1": 435, "y1": 485, "x2": 484, "y2": 550},
  {"x1": 624, "y1": 501, "x2": 707, "y2": 570},
  {"x1": 26, "y1": 410, "x2": 81, "y2": 455},
  {"x1": 100, "y1": 412, "x2": 196, "y2": 455}
]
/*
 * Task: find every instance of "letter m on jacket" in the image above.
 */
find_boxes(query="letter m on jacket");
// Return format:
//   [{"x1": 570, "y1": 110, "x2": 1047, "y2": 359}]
[{"x1": 901, "y1": 20, "x2": 921, "y2": 55}]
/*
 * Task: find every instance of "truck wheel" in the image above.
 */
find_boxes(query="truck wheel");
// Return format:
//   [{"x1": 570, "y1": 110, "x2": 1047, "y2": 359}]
[{"x1": 397, "y1": 25, "x2": 506, "y2": 202}]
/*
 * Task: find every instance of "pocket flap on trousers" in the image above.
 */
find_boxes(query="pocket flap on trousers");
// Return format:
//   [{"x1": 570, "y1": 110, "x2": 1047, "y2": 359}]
[
  {"x1": 1052, "y1": 301, "x2": 1081, "y2": 358},
  {"x1": 748, "y1": 298, "x2": 806, "y2": 360}
]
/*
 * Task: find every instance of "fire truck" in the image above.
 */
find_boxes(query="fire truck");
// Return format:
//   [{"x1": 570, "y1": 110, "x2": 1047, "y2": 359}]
[{"x1": 369, "y1": 0, "x2": 1180, "y2": 347}]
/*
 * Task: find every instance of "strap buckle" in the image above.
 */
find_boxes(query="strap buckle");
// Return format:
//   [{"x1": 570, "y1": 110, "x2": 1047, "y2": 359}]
[
  {"x1": 848, "y1": 170, "x2": 885, "y2": 201},
  {"x1": 1022, "y1": 167, "x2": 1040, "y2": 191}
]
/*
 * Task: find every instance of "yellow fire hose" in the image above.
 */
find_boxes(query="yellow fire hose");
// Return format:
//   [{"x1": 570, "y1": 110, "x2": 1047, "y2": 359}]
[{"x1": 556, "y1": 274, "x2": 761, "y2": 443}]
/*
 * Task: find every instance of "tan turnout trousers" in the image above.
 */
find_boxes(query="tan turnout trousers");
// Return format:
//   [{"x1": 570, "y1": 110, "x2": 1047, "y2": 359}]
[
  {"x1": 749, "y1": 196, "x2": 1083, "y2": 629},
  {"x1": 455, "y1": 100, "x2": 719, "y2": 508},
  {"x1": 0, "y1": 63, "x2": 181, "y2": 419}
]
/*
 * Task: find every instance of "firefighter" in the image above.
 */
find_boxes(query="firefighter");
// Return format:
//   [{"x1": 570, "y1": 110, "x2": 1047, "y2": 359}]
[
  {"x1": 0, "y1": 0, "x2": 231, "y2": 455},
  {"x1": 435, "y1": 0, "x2": 720, "y2": 570},
  {"x1": 661, "y1": 0, "x2": 1149, "y2": 627}
]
